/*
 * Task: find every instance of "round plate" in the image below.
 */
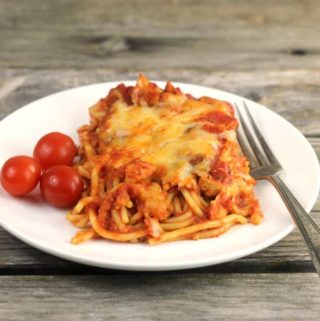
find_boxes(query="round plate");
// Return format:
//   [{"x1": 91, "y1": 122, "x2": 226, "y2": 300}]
[{"x1": 0, "y1": 81, "x2": 319, "y2": 271}]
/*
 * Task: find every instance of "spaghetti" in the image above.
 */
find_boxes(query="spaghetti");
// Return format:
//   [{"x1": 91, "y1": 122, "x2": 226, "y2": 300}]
[{"x1": 67, "y1": 74, "x2": 262, "y2": 245}]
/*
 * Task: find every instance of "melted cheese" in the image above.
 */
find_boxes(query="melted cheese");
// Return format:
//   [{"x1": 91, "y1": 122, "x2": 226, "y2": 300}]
[{"x1": 99, "y1": 99, "x2": 221, "y2": 187}]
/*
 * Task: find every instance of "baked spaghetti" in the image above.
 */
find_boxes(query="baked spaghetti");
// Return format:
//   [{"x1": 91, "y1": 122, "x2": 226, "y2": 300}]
[{"x1": 67, "y1": 75, "x2": 262, "y2": 245}]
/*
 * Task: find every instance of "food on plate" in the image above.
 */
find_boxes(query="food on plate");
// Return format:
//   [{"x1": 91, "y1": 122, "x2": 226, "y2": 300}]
[
  {"x1": 0, "y1": 155, "x2": 41, "y2": 196},
  {"x1": 67, "y1": 74, "x2": 262, "y2": 245},
  {"x1": 40, "y1": 165, "x2": 83, "y2": 208},
  {"x1": 33, "y1": 132, "x2": 77, "y2": 169}
]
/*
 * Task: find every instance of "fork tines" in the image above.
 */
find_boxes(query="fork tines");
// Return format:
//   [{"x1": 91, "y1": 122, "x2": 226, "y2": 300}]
[{"x1": 234, "y1": 101, "x2": 282, "y2": 179}]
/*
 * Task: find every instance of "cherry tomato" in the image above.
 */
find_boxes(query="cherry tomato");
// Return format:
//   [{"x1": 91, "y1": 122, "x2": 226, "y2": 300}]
[
  {"x1": 33, "y1": 132, "x2": 77, "y2": 170},
  {"x1": 1, "y1": 156, "x2": 41, "y2": 196},
  {"x1": 40, "y1": 165, "x2": 83, "y2": 208}
]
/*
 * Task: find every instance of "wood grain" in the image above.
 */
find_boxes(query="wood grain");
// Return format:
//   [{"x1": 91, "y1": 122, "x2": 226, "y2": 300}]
[
  {"x1": 1, "y1": 0, "x2": 320, "y2": 70},
  {"x1": 0, "y1": 273, "x2": 319, "y2": 321},
  {"x1": 1, "y1": 1, "x2": 320, "y2": 319}
]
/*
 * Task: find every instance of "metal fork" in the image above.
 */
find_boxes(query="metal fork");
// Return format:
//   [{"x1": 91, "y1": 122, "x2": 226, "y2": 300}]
[{"x1": 235, "y1": 101, "x2": 320, "y2": 275}]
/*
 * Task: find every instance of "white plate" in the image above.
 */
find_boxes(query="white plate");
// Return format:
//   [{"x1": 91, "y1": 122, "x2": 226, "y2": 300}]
[{"x1": 0, "y1": 81, "x2": 319, "y2": 271}]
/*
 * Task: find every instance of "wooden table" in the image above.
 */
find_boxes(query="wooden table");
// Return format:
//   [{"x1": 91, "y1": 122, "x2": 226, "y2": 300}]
[{"x1": 1, "y1": 1, "x2": 320, "y2": 320}]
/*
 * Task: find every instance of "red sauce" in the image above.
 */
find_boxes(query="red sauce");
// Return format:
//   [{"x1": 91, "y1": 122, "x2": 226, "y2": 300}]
[
  {"x1": 199, "y1": 111, "x2": 238, "y2": 134},
  {"x1": 210, "y1": 159, "x2": 229, "y2": 181}
]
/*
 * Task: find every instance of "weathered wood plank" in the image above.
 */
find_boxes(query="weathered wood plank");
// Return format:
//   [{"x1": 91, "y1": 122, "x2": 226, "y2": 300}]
[
  {"x1": 0, "y1": 69, "x2": 320, "y2": 135},
  {"x1": 1, "y1": 212, "x2": 319, "y2": 274},
  {"x1": 2, "y1": 0, "x2": 319, "y2": 36},
  {"x1": 0, "y1": 0, "x2": 320, "y2": 70},
  {"x1": 0, "y1": 273, "x2": 319, "y2": 321}
]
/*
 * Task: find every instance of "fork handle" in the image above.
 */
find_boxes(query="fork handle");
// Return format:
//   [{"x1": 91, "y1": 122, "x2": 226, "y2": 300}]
[{"x1": 268, "y1": 175, "x2": 320, "y2": 275}]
